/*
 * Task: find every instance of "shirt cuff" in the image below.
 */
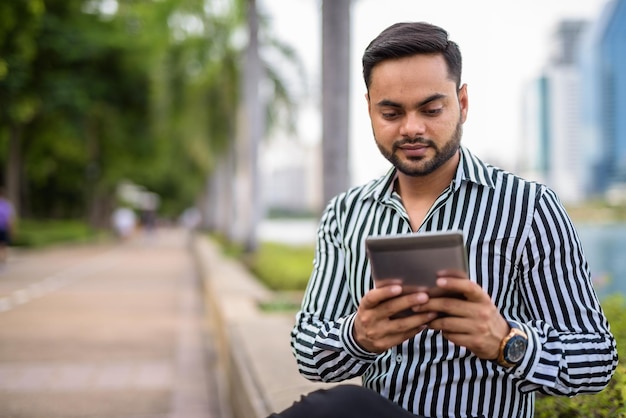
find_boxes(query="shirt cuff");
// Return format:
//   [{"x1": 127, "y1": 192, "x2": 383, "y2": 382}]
[
  {"x1": 339, "y1": 313, "x2": 380, "y2": 361},
  {"x1": 510, "y1": 322, "x2": 554, "y2": 386}
]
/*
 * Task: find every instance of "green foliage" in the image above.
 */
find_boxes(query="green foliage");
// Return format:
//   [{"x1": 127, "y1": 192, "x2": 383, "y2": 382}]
[
  {"x1": 2, "y1": 0, "x2": 159, "y2": 218},
  {"x1": 534, "y1": 365, "x2": 626, "y2": 418},
  {"x1": 534, "y1": 294, "x2": 626, "y2": 417},
  {"x1": 257, "y1": 293, "x2": 302, "y2": 313},
  {"x1": 215, "y1": 237, "x2": 314, "y2": 292},
  {"x1": 602, "y1": 294, "x2": 626, "y2": 362},
  {"x1": 0, "y1": 0, "x2": 44, "y2": 117},
  {"x1": 246, "y1": 242, "x2": 314, "y2": 291},
  {"x1": 210, "y1": 232, "x2": 245, "y2": 259},
  {"x1": 11, "y1": 218, "x2": 108, "y2": 248},
  {"x1": 1, "y1": 0, "x2": 303, "y2": 222}
]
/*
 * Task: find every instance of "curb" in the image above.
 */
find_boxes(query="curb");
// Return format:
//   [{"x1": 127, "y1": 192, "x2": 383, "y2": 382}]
[{"x1": 192, "y1": 234, "x2": 340, "y2": 418}]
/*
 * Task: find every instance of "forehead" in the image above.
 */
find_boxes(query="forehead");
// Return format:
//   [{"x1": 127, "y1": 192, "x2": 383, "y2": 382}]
[{"x1": 368, "y1": 54, "x2": 456, "y2": 100}]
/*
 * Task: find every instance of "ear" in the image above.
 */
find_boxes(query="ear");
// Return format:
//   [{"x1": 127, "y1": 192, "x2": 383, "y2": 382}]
[
  {"x1": 458, "y1": 84, "x2": 469, "y2": 123},
  {"x1": 365, "y1": 92, "x2": 371, "y2": 113}
]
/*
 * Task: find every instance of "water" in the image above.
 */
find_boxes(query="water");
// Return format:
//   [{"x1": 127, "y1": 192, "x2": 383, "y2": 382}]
[
  {"x1": 576, "y1": 223, "x2": 626, "y2": 299},
  {"x1": 258, "y1": 218, "x2": 318, "y2": 246},
  {"x1": 259, "y1": 219, "x2": 626, "y2": 298}
]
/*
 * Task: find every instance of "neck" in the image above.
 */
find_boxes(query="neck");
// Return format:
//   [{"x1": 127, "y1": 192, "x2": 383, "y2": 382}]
[{"x1": 394, "y1": 151, "x2": 460, "y2": 231}]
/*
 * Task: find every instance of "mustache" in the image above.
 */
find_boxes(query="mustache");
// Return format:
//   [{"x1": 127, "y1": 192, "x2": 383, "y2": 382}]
[{"x1": 393, "y1": 137, "x2": 435, "y2": 150}]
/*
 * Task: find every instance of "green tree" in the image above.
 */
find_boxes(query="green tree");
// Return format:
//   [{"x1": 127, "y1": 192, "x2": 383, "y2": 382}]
[
  {"x1": 25, "y1": 0, "x2": 156, "y2": 221},
  {"x1": 0, "y1": 0, "x2": 45, "y2": 216},
  {"x1": 0, "y1": 0, "x2": 302, "y2": 228}
]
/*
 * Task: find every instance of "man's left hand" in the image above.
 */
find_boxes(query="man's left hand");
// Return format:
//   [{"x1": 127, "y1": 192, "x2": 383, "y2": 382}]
[{"x1": 422, "y1": 270, "x2": 510, "y2": 361}]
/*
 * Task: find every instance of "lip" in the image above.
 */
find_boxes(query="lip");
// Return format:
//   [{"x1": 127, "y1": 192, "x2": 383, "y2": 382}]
[
  {"x1": 399, "y1": 143, "x2": 429, "y2": 157},
  {"x1": 400, "y1": 144, "x2": 427, "y2": 150}
]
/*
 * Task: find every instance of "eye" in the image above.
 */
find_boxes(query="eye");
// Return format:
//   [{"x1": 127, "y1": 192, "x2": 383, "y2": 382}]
[
  {"x1": 381, "y1": 110, "x2": 400, "y2": 119},
  {"x1": 423, "y1": 107, "x2": 443, "y2": 116}
]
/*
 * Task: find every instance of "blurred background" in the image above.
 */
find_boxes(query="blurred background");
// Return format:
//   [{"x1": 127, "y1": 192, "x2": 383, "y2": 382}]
[
  {"x1": 1, "y1": 1, "x2": 626, "y2": 417},
  {"x1": 1, "y1": 0, "x2": 625, "y2": 290}
]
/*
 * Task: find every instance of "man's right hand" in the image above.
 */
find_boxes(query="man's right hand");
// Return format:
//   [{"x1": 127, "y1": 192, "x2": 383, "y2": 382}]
[{"x1": 353, "y1": 284, "x2": 437, "y2": 353}]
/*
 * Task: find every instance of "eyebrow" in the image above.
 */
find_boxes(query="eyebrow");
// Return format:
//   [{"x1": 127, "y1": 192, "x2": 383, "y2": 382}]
[{"x1": 376, "y1": 93, "x2": 447, "y2": 109}]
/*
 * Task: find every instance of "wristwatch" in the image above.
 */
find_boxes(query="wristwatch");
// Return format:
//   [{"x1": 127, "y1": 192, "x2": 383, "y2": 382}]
[{"x1": 496, "y1": 321, "x2": 528, "y2": 368}]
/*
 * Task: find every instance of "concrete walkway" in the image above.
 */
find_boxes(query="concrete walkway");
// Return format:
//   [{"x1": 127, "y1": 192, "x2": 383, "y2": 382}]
[{"x1": 0, "y1": 228, "x2": 222, "y2": 418}]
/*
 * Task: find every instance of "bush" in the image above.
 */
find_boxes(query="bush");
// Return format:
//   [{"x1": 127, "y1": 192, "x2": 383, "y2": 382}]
[
  {"x1": 11, "y1": 219, "x2": 108, "y2": 248},
  {"x1": 246, "y1": 242, "x2": 314, "y2": 291}
]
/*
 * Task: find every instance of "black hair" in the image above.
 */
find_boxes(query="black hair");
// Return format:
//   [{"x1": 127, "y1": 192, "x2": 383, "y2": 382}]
[{"x1": 362, "y1": 22, "x2": 463, "y2": 90}]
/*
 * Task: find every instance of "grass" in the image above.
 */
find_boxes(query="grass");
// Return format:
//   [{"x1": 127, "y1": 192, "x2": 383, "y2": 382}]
[
  {"x1": 257, "y1": 292, "x2": 303, "y2": 313},
  {"x1": 210, "y1": 234, "x2": 313, "y2": 313},
  {"x1": 210, "y1": 233, "x2": 314, "y2": 292},
  {"x1": 11, "y1": 218, "x2": 110, "y2": 248},
  {"x1": 247, "y1": 242, "x2": 314, "y2": 291},
  {"x1": 566, "y1": 201, "x2": 626, "y2": 224}
]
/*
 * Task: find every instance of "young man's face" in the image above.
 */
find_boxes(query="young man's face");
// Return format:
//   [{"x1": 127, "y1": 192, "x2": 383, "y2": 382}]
[{"x1": 366, "y1": 54, "x2": 468, "y2": 177}]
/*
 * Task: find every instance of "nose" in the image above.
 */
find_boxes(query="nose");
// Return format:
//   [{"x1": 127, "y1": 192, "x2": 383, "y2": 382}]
[{"x1": 399, "y1": 112, "x2": 426, "y2": 138}]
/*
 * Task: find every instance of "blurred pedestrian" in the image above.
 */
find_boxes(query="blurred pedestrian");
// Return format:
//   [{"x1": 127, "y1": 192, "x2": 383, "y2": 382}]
[
  {"x1": 140, "y1": 208, "x2": 157, "y2": 237},
  {"x1": 179, "y1": 206, "x2": 202, "y2": 247},
  {"x1": 111, "y1": 206, "x2": 137, "y2": 241},
  {"x1": 0, "y1": 188, "x2": 15, "y2": 265},
  {"x1": 180, "y1": 207, "x2": 201, "y2": 231}
]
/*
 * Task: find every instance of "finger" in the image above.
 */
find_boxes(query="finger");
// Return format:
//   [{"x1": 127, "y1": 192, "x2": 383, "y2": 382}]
[
  {"x1": 435, "y1": 276, "x2": 489, "y2": 303},
  {"x1": 421, "y1": 298, "x2": 461, "y2": 318},
  {"x1": 396, "y1": 312, "x2": 439, "y2": 329},
  {"x1": 383, "y1": 315, "x2": 438, "y2": 344},
  {"x1": 387, "y1": 291, "x2": 430, "y2": 315},
  {"x1": 360, "y1": 284, "x2": 403, "y2": 309},
  {"x1": 428, "y1": 315, "x2": 474, "y2": 334},
  {"x1": 436, "y1": 268, "x2": 467, "y2": 279},
  {"x1": 438, "y1": 325, "x2": 502, "y2": 359},
  {"x1": 355, "y1": 307, "x2": 435, "y2": 352}
]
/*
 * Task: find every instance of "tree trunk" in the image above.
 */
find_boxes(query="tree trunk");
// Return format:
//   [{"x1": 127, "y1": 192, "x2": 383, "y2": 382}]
[
  {"x1": 85, "y1": 111, "x2": 106, "y2": 228},
  {"x1": 233, "y1": 0, "x2": 263, "y2": 252},
  {"x1": 321, "y1": 0, "x2": 351, "y2": 210},
  {"x1": 205, "y1": 141, "x2": 236, "y2": 239},
  {"x1": 6, "y1": 124, "x2": 22, "y2": 218}
]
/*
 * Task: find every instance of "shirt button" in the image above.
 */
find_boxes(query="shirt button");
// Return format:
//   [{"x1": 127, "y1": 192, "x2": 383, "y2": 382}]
[{"x1": 396, "y1": 354, "x2": 403, "y2": 363}]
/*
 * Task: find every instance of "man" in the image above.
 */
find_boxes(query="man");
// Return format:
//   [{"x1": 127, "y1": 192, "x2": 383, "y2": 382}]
[{"x1": 270, "y1": 22, "x2": 618, "y2": 418}]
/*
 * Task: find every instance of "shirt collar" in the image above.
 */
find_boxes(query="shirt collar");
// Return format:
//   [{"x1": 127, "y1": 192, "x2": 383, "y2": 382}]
[{"x1": 360, "y1": 146, "x2": 496, "y2": 203}]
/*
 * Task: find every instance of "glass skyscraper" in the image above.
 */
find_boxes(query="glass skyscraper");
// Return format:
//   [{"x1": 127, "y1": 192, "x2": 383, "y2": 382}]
[{"x1": 582, "y1": 0, "x2": 626, "y2": 195}]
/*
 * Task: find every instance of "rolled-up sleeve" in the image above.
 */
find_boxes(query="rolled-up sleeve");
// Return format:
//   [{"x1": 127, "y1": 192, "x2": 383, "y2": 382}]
[
  {"x1": 516, "y1": 187, "x2": 618, "y2": 395},
  {"x1": 290, "y1": 197, "x2": 379, "y2": 382}
]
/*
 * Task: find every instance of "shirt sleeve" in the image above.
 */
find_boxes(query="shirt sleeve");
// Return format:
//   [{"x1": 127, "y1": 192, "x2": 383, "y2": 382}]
[
  {"x1": 290, "y1": 196, "x2": 379, "y2": 382},
  {"x1": 515, "y1": 187, "x2": 618, "y2": 395}
]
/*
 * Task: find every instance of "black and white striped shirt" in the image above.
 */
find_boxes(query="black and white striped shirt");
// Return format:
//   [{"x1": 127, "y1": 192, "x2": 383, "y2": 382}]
[{"x1": 291, "y1": 146, "x2": 617, "y2": 417}]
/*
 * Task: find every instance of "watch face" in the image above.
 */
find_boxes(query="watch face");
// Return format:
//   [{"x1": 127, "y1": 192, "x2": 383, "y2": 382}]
[{"x1": 505, "y1": 335, "x2": 528, "y2": 363}]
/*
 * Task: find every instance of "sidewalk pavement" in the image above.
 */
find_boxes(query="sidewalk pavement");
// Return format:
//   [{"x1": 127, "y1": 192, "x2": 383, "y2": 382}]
[
  {"x1": 0, "y1": 228, "x2": 223, "y2": 418},
  {"x1": 194, "y1": 234, "x2": 361, "y2": 418}
]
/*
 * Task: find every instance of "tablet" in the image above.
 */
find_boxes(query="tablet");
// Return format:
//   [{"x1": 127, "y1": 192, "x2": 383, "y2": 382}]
[{"x1": 366, "y1": 230, "x2": 468, "y2": 299}]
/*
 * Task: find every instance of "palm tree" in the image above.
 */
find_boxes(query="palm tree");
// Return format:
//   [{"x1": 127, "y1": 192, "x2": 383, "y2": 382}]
[
  {"x1": 203, "y1": 0, "x2": 302, "y2": 251},
  {"x1": 322, "y1": 0, "x2": 352, "y2": 208},
  {"x1": 233, "y1": 0, "x2": 263, "y2": 252}
]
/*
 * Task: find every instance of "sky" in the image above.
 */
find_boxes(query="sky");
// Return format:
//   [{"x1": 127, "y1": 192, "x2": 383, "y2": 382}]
[{"x1": 259, "y1": 0, "x2": 608, "y2": 186}]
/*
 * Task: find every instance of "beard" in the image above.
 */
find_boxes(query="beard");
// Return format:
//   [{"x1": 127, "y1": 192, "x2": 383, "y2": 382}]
[{"x1": 375, "y1": 117, "x2": 463, "y2": 177}]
